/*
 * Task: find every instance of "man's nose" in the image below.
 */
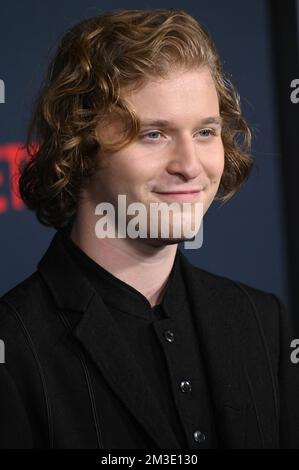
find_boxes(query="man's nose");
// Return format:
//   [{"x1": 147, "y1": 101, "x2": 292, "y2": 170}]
[{"x1": 166, "y1": 138, "x2": 205, "y2": 180}]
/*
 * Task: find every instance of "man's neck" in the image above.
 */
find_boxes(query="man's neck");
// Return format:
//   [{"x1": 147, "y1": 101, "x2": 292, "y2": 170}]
[{"x1": 69, "y1": 221, "x2": 178, "y2": 308}]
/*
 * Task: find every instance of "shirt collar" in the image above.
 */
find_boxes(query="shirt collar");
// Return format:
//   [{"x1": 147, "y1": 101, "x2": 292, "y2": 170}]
[{"x1": 58, "y1": 228, "x2": 187, "y2": 320}]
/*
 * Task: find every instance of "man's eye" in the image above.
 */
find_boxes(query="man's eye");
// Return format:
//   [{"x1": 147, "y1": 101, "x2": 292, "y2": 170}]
[
  {"x1": 197, "y1": 128, "x2": 216, "y2": 138},
  {"x1": 141, "y1": 131, "x2": 162, "y2": 140}
]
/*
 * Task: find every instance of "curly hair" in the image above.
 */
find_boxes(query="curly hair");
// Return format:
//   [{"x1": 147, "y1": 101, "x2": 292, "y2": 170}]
[{"x1": 19, "y1": 8, "x2": 253, "y2": 230}]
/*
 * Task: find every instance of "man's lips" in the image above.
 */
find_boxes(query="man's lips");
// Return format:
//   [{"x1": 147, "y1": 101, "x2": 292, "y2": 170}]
[
  {"x1": 153, "y1": 190, "x2": 202, "y2": 202},
  {"x1": 155, "y1": 191, "x2": 200, "y2": 194}
]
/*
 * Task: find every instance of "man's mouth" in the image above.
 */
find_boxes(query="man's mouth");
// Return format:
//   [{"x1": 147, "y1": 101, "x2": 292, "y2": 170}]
[{"x1": 153, "y1": 190, "x2": 202, "y2": 202}]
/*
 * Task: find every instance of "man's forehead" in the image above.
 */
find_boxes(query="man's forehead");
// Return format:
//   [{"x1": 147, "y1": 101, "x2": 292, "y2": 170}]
[{"x1": 119, "y1": 65, "x2": 214, "y2": 97}]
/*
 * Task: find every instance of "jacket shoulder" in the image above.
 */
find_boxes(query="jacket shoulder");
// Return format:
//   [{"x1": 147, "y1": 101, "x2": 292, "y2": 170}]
[
  {"x1": 190, "y1": 262, "x2": 283, "y2": 311},
  {"x1": 188, "y1": 263, "x2": 284, "y2": 355},
  {"x1": 0, "y1": 271, "x2": 50, "y2": 329}
]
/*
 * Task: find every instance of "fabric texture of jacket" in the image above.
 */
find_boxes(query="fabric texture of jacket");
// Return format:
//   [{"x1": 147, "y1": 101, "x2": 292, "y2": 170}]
[{"x1": 0, "y1": 231, "x2": 298, "y2": 449}]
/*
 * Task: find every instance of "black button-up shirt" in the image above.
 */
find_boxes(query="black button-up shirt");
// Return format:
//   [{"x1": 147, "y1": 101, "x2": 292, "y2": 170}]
[{"x1": 59, "y1": 229, "x2": 218, "y2": 448}]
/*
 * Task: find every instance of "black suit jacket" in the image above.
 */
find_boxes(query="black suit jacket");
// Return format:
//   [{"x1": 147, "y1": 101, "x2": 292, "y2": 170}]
[{"x1": 0, "y1": 231, "x2": 298, "y2": 448}]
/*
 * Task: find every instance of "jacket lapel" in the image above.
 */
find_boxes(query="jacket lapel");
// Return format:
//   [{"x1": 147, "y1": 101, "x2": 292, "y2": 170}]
[
  {"x1": 73, "y1": 291, "x2": 181, "y2": 449},
  {"x1": 38, "y1": 232, "x2": 180, "y2": 449}
]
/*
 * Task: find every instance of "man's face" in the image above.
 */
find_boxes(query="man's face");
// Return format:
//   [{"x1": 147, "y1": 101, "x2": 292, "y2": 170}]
[{"x1": 90, "y1": 66, "x2": 225, "y2": 245}]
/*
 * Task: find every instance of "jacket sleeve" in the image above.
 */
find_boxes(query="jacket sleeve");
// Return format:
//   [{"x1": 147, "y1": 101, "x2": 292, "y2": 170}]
[
  {"x1": 0, "y1": 299, "x2": 34, "y2": 449},
  {"x1": 274, "y1": 295, "x2": 299, "y2": 448},
  {"x1": 0, "y1": 364, "x2": 33, "y2": 448}
]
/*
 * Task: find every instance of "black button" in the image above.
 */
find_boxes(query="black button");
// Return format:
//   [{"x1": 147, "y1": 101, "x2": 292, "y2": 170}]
[
  {"x1": 164, "y1": 330, "x2": 175, "y2": 343},
  {"x1": 180, "y1": 380, "x2": 192, "y2": 392},
  {"x1": 193, "y1": 430, "x2": 206, "y2": 443}
]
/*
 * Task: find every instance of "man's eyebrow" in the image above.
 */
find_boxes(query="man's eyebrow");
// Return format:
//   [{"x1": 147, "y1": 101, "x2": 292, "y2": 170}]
[{"x1": 139, "y1": 116, "x2": 223, "y2": 127}]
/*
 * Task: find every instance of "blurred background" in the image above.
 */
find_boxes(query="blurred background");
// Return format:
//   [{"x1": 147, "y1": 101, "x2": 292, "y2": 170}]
[{"x1": 0, "y1": 0, "x2": 298, "y2": 324}]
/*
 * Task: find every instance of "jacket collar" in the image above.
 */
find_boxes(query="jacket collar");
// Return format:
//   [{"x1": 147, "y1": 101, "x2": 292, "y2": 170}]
[{"x1": 37, "y1": 230, "x2": 94, "y2": 312}]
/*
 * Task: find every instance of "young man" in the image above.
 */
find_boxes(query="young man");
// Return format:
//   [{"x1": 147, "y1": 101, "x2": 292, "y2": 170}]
[{"x1": 0, "y1": 8, "x2": 298, "y2": 449}]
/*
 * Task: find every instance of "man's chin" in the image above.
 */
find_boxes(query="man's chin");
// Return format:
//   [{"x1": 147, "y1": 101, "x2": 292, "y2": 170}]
[{"x1": 141, "y1": 235, "x2": 196, "y2": 247}]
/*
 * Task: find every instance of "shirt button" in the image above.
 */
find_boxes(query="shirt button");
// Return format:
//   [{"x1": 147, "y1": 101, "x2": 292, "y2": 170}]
[
  {"x1": 180, "y1": 380, "x2": 192, "y2": 392},
  {"x1": 163, "y1": 330, "x2": 175, "y2": 343},
  {"x1": 193, "y1": 430, "x2": 206, "y2": 443}
]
